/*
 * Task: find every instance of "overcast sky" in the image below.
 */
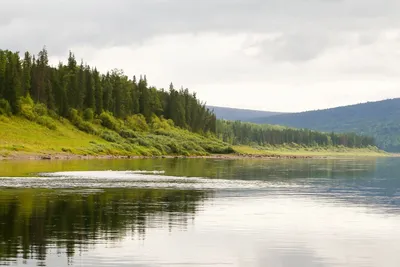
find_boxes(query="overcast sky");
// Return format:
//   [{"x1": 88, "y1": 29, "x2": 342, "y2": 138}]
[{"x1": 1, "y1": 0, "x2": 400, "y2": 112}]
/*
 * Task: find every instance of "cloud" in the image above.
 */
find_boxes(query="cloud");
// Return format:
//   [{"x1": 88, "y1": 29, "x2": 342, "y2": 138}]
[
  {"x1": 2, "y1": 0, "x2": 399, "y2": 53},
  {"x1": 1, "y1": 0, "x2": 400, "y2": 111}
]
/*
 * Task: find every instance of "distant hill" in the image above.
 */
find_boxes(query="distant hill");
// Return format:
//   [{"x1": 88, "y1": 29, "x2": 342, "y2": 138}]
[
  {"x1": 251, "y1": 98, "x2": 400, "y2": 152},
  {"x1": 208, "y1": 106, "x2": 282, "y2": 121}
]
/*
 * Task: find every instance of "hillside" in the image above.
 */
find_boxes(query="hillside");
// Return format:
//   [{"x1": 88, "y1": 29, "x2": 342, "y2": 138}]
[
  {"x1": 208, "y1": 106, "x2": 282, "y2": 121},
  {"x1": 252, "y1": 98, "x2": 400, "y2": 152},
  {"x1": 0, "y1": 113, "x2": 233, "y2": 158}
]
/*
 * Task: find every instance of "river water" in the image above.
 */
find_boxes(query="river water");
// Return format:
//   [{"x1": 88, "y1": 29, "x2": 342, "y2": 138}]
[{"x1": 0, "y1": 158, "x2": 399, "y2": 266}]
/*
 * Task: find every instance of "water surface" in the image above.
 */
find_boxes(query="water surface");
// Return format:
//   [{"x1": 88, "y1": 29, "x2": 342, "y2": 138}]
[{"x1": 0, "y1": 158, "x2": 399, "y2": 266}]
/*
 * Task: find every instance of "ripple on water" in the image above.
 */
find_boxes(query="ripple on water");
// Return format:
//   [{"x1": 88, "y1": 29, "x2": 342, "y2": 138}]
[{"x1": 0, "y1": 170, "x2": 306, "y2": 191}]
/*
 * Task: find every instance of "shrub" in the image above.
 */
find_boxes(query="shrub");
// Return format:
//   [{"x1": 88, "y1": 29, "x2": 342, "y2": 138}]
[
  {"x1": 101, "y1": 131, "x2": 120, "y2": 143},
  {"x1": 151, "y1": 115, "x2": 172, "y2": 130},
  {"x1": 48, "y1": 109, "x2": 59, "y2": 120},
  {"x1": 67, "y1": 108, "x2": 98, "y2": 134},
  {"x1": 18, "y1": 95, "x2": 36, "y2": 120},
  {"x1": 154, "y1": 129, "x2": 172, "y2": 136},
  {"x1": 92, "y1": 118, "x2": 102, "y2": 125},
  {"x1": 68, "y1": 108, "x2": 80, "y2": 124},
  {"x1": 36, "y1": 116, "x2": 57, "y2": 130},
  {"x1": 61, "y1": 148, "x2": 72, "y2": 153},
  {"x1": 125, "y1": 114, "x2": 149, "y2": 132},
  {"x1": 135, "y1": 137, "x2": 152, "y2": 147},
  {"x1": 119, "y1": 129, "x2": 138, "y2": 138},
  {"x1": 33, "y1": 103, "x2": 47, "y2": 116},
  {"x1": 76, "y1": 120, "x2": 98, "y2": 134},
  {"x1": 0, "y1": 115, "x2": 10, "y2": 122},
  {"x1": 99, "y1": 112, "x2": 120, "y2": 131},
  {"x1": 83, "y1": 108, "x2": 94, "y2": 121},
  {"x1": 0, "y1": 99, "x2": 11, "y2": 116}
]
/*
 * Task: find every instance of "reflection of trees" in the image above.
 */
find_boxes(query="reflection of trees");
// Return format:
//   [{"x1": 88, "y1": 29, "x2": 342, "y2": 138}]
[
  {"x1": 0, "y1": 189, "x2": 209, "y2": 265},
  {"x1": 0, "y1": 158, "x2": 377, "y2": 180},
  {"x1": 211, "y1": 158, "x2": 377, "y2": 181}
]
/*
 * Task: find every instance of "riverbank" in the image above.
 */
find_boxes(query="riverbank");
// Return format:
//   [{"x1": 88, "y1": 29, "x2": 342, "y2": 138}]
[
  {"x1": 0, "y1": 146, "x2": 388, "y2": 161},
  {"x1": 0, "y1": 116, "x2": 387, "y2": 161}
]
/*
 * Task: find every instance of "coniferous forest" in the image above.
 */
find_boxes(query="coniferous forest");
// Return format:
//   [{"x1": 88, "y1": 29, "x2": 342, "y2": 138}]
[
  {"x1": 217, "y1": 120, "x2": 376, "y2": 148},
  {"x1": 0, "y1": 48, "x2": 216, "y2": 133},
  {"x1": 0, "y1": 47, "x2": 378, "y2": 156}
]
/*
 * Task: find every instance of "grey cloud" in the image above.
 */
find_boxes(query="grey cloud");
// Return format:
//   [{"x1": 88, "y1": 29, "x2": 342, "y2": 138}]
[
  {"x1": 257, "y1": 33, "x2": 333, "y2": 62},
  {"x1": 1, "y1": 0, "x2": 400, "y2": 58}
]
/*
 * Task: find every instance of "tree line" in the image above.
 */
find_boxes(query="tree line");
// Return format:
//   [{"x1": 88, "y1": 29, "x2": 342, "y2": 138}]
[
  {"x1": 216, "y1": 120, "x2": 376, "y2": 148},
  {"x1": 0, "y1": 48, "x2": 216, "y2": 133}
]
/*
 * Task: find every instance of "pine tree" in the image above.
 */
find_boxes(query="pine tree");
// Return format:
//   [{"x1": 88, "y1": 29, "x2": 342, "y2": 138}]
[
  {"x1": 4, "y1": 51, "x2": 21, "y2": 113},
  {"x1": 84, "y1": 66, "x2": 95, "y2": 110},
  {"x1": 93, "y1": 68, "x2": 103, "y2": 115},
  {"x1": 35, "y1": 47, "x2": 49, "y2": 103},
  {"x1": 0, "y1": 50, "x2": 6, "y2": 99},
  {"x1": 22, "y1": 52, "x2": 32, "y2": 96}
]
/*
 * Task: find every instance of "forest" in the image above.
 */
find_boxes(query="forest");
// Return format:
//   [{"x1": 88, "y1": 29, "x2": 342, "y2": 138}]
[
  {"x1": 0, "y1": 47, "x2": 378, "y2": 157},
  {"x1": 0, "y1": 48, "x2": 215, "y2": 133},
  {"x1": 251, "y1": 98, "x2": 400, "y2": 152},
  {"x1": 217, "y1": 120, "x2": 376, "y2": 148}
]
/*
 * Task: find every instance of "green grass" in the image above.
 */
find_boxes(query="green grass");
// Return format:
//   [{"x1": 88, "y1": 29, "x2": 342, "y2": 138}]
[
  {"x1": 0, "y1": 115, "x2": 232, "y2": 158},
  {"x1": 233, "y1": 144, "x2": 388, "y2": 157},
  {"x1": 0, "y1": 114, "x2": 387, "y2": 159}
]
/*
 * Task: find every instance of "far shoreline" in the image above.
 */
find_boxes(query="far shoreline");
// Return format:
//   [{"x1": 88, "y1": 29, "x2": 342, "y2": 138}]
[{"x1": 0, "y1": 151, "x2": 393, "y2": 161}]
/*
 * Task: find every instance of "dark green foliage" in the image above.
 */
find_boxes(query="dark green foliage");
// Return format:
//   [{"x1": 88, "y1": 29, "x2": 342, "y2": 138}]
[
  {"x1": 251, "y1": 98, "x2": 400, "y2": 151},
  {"x1": 0, "y1": 99, "x2": 11, "y2": 116},
  {"x1": 18, "y1": 94, "x2": 36, "y2": 120},
  {"x1": 93, "y1": 68, "x2": 103, "y2": 115},
  {"x1": 99, "y1": 112, "x2": 120, "y2": 131},
  {"x1": 36, "y1": 116, "x2": 57, "y2": 130},
  {"x1": 0, "y1": 48, "x2": 217, "y2": 136},
  {"x1": 76, "y1": 121, "x2": 97, "y2": 135},
  {"x1": 100, "y1": 131, "x2": 120, "y2": 143},
  {"x1": 119, "y1": 129, "x2": 138, "y2": 139},
  {"x1": 68, "y1": 108, "x2": 97, "y2": 134},
  {"x1": 33, "y1": 103, "x2": 47, "y2": 116},
  {"x1": 217, "y1": 120, "x2": 375, "y2": 148},
  {"x1": 83, "y1": 108, "x2": 94, "y2": 121}
]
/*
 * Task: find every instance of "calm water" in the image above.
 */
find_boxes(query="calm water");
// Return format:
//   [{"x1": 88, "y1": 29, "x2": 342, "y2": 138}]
[{"x1": 0, "y1": 158, "x2": 399, "y2": 266}]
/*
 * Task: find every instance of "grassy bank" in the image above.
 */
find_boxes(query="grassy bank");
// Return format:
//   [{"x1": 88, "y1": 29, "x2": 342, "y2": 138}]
[
  {"x1": 0, "y1": 113, "x2": 387, "y2": 160},
  {"x1": 0, "y1": 114, "x2": 232, "y2": 158},
  {"x1": 233, "y1": 144, "x2": 388, "y2": 158}
]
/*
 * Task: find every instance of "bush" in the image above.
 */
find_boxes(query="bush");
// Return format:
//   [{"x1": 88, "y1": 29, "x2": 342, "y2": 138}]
[
  {"x1": 61, "y1": 147, "x2": 72, "y2": 153},
  {"x1": 18, "y1": 95, "x2": 36, "y2": 120},
  {"x1": 0, "y1": 99, "x2": 11, "y2": 116},
  {"x1": 48, "y1": 109, "x2": 59, "y2": 120},
  {"x1": 101, "y1": 131, "x2": 120, "y2": 143},
  {"x1": 125, "y1": 114, "x2": 149, "y2": 132},
  {"x1": 92, "y1": 118, "x2": 102, "y2": 125},
  {"x1": 83, "y1": 108, "x2": 94, "y2": 121},
  {"x1": 151, "y1": 115, "x2": 172, "y2": 130},
  {"x1": 0, "y1": 115, "x2": 10, "y2": 122},
  {"x1": 135, "y1": 137, "x2": 152, "y2": 147},
  {"x1": 76, "y1": 120, "x2": 98, "y2": 134},
  {"x1": 99, "y1": 112, "x2": 120, "y2": 131},
  {"x1": 68, "y1": 108, "x2": 80, "y2": 124},
  {"x1": 33, "y1": 103, "x2": 47, "y2": 116},
  {"x1": 36, "y1": 116, "x2": 57, "y2": 130},
  {"x1": 119, "y1": 129, "x2": 138, "y2": 138},
  {"x1": 67, "y1": 108, "x2": 98, "y2": 134}
]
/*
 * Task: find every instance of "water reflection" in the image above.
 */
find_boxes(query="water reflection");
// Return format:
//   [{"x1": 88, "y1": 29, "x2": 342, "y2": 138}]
[
  {"x1": 0, "y1": 158, "x2": 399, "y2": 266},
  {"x1": 0, "y1": 158, "x2": 378, "y2": 179},
  {"x1": 0, "y1": 188, "x2": 209, "y2": 266}
]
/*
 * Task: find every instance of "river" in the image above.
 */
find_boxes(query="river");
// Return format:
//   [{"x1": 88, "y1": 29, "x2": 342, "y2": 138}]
[{"x1": 0, "y1": 158, "x2": 399, "y2": 266}]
